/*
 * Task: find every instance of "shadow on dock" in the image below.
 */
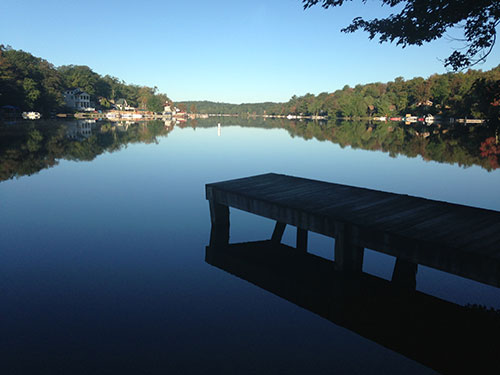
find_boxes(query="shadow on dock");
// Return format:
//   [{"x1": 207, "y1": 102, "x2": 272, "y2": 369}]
[{"x1": 205, "y1": 240, "x2": 500, "y2": 375}]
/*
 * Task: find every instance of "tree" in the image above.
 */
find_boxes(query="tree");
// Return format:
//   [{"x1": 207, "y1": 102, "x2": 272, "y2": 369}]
[
  {"x1": 58, "y1": 65, "x2": 100, "y2": 96},
  {"x1": 303, "y1": 0, "x2": 500, "y2": 70},
  {"x1": 22, "y1": 78, "x2": 40, "y2": 109}
]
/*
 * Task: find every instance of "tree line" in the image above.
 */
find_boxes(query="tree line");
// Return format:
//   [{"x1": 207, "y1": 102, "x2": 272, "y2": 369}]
[
  {"x1": 178, "y1": 65, "x2": 500, "y2": 119},
  {"x1": 1, "y1": 44, "x2": 499, "y2": 120},
  {"x1": 0, "y1": 45, "x2": 171, "y2": 114}
]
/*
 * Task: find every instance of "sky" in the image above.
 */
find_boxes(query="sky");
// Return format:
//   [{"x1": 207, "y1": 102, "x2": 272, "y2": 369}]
[{"x1": 2, "y1": 0, "x2": 499, "y2": 103}]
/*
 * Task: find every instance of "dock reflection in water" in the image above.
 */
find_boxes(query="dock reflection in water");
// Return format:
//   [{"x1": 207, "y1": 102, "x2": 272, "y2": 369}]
[{"x1": 205, "y1": 241, "x2": 500, "y2": 375}]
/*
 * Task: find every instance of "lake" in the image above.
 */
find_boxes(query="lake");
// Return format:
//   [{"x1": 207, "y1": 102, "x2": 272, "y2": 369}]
[{"x1": 1, "y1": 118, "x2": 499, "y2": 374}]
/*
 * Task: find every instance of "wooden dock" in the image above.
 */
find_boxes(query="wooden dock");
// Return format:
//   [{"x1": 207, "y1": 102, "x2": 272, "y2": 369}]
[{"x1": 206, "y1": 173, "x2": 500, "y2": 288}]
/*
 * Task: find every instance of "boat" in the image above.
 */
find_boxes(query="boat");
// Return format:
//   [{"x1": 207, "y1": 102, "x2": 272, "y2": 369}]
[
  {"x1": 425, "y1": 115, "x2": 435, "y2": 125},
  {"x1": 22, "y1": 111, "x2": 41, "y2": 120}
]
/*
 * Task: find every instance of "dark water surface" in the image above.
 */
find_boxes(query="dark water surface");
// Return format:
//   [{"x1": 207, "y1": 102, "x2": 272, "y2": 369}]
[{"x1": 1, "y1": 119, "x2": 499, "y2": 374}]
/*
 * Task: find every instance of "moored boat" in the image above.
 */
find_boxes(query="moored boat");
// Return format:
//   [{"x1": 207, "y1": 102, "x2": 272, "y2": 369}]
[
  {"x1": 22, "y1": 111, "x2": 41, "y2": 120},
  {"x1": 425, "y1": 115, "x2": 435, "y2": 125}
]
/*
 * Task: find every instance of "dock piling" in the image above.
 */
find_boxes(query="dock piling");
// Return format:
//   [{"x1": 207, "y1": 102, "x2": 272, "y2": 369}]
[
  {"x1": 271, "y1": 221, "x2": 286, "y2": 244},
  {"x1": 209, "y1": 201, "x2": 229, "y2": 247},
  {"x1": 297, "y1": 228, "x2": 308, "y2": 251}
]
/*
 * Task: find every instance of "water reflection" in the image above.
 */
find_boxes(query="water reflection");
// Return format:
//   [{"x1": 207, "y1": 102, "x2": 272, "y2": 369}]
[
  {"x1": 1, "y1": 116, "x2": 499, "y2": 374},
  {"x1": 66, "y1": 119, "x2": 95, "y2": 140},
  {"x1": 206, "y1": 241, "x2": 500, "y2": 374},
  {"x1": 0, "y1": 119, "x2": 173, "y2": 181},
  {"x1": 1, "y1": 118, "x2": 499, "y2": 183},
  {"x1": 195, "y1": 118, "x2": 500, "y2": 171}
]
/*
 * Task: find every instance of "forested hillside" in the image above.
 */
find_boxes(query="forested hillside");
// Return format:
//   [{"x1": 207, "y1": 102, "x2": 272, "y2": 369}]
[
  {"x1": 0, "y1": 45, "x2": 171, "y2": 114},
  {"x1": 1, "y1": 44, "x2": 499, "y2": 119},
  {"x1": 179, "y1": 67, "x2": 500, "y2": 119}
]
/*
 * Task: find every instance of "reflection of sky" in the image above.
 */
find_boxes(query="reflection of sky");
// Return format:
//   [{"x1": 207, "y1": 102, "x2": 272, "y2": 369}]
[
  {"x1": 1, "y1": 124, "x2": 499, "y2": 373},
  {"x1": 163, "y1": 125, "x2": 500, "y2": 209}
]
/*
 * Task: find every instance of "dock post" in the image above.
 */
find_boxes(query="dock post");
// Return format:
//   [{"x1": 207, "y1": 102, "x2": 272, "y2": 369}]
[
  {"x1": 209, "y1": 200, "x2": 229, "y2": 247},
  {"x1": 297, "y1": 228, "x2": 308, "y2": 251},
  {"x1": 334, "y1": 223, "x2": 364, "y2": 272},
  {"x1": 391, "y1": 258, "x2": 418, "y2": 290},
  {"x1": 271, "y1": 222, "x2": 286, "y2": 244}
]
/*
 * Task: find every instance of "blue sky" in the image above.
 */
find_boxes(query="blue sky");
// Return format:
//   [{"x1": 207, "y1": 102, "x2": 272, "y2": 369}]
[{"x1": 2, "y1": 0, "x2": 499, "y2": 103}]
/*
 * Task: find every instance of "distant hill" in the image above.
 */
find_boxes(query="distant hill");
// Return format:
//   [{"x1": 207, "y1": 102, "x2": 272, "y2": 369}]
[
  {"x1": 177, "y1": 66, "x2": 500, "y2": 119},
  {"x1": 175, "y1": 100, "x2": 286, "y2": 116}
]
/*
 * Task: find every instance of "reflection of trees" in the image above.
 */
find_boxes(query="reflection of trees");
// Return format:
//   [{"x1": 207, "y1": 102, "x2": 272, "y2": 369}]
[
  {"x1": 0, "y1": 120, "x2": 173, "y2": 182},
  {"x1": 2, "y1": 118, "x2": 498, "y2": 182},
  {"x1": 480, "y1": 136, "x2": 500, "y2": 169},
  {"x1": 193, "y1": 118, "x2": 500, "y2": 171}
]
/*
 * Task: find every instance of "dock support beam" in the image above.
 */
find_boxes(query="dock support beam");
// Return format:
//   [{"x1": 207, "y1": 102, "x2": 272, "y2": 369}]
[
  {"x1": 271, "y1": 222, "x2": 286, "y2": 244},
  {"x1": 209, "y1": 200, "x2": 229, "y2": 247},
  {"x1": 334, "y1": 224, "x2": 364, "y2": 272},
  {"x1": 297, "y1": 228, "x2": 308, "y2": 251},
  {"x1": 391, "y1": 258, "x2": 418, "y2": 290}
]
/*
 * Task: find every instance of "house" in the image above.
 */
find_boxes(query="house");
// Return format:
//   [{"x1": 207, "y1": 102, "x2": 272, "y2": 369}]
[
  {"x1": 115, "y1": 98, "x2": 135, "y2": 111},
  {"x1": 63, "y1": 88, "x2": 92, "y2": 110},
  {"x1": 163, "y1": 104, "x2": 173, "y2": 115}
]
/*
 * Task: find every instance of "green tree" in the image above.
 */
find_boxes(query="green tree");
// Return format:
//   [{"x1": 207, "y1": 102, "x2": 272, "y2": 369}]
[
  {"x1": 430, "y1": 74, "x2": 451, "y2": 107},
  {"x1": 22, "y1": 78, "x2": 40, "y2": 109},
  {"x1": 58, "y1": 65, "x2": 99, "y2": 96}
]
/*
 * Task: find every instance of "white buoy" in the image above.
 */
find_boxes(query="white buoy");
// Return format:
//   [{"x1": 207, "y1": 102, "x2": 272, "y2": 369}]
[{"x1": 217, "y1": 123, "x2": 221, "y2": 137}]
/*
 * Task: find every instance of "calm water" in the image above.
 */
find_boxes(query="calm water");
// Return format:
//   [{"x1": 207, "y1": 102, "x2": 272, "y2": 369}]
[{"x1": 1, "y1": 118, "x2": 499, "y2": 374}]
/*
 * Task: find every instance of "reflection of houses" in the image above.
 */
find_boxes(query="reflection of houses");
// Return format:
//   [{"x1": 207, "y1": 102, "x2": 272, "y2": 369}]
[
  {"x1": 66, "y1": 119, "x2": 95, "y2": 140},
  {"x1": 164, "y1": 119, "x2": 174, "y2": 128},
  {"x1": 113, "y1": 121, "x2": 136, "y2": 132},
  {"x1": 416, "y1": 99, "x2": 433, "y2": 107},
  {"x1": 63, "y1": 88, "x2": 92, "y2": 110}
]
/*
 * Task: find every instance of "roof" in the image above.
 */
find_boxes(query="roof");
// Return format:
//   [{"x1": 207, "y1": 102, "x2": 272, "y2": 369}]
[{"x1": 65, "y1": 88, "x2": 89, "y2": 96}]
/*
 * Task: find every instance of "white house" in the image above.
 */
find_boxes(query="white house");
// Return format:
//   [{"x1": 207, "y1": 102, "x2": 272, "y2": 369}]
[
  {"x1": 114, "y1": 98, "x2": 135, "y2": 111},
  {"x1": 163, "y1": 104, "x2": 173, "y2": 115},
  {"x1": 63, "y1": 88, "x2": 92, "y2": 110}
]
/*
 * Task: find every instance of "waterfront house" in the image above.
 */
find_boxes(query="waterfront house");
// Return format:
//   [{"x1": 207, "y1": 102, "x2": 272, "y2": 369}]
[
  {"x1": 115, "y1": 99, "x2": 135, "y2": 111},
  {"x1": 163, "y1": 104, "x2": 173, "y2": 115},
  {"x1": 63, "y1": 88, "x2": 92, "y2": 110}
]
